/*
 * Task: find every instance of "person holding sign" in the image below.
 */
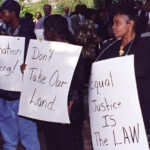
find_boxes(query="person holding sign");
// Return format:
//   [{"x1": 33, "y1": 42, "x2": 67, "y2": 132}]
[
  {"x1": 42, "y1": 14, "x2": 84, "y2": 150},
  {"x1": 0, "y1": 1, "x2": 40, "y2": 150},
  {"x1": 96, "y1": 6, "x2": 150, "y2": 146}
]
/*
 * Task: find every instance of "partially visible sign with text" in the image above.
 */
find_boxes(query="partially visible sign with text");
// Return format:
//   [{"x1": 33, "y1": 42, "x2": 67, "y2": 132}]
[
  {"x1": 0, "y1": 36, "x2": 25, "y2": 91},
  {"x1": 88, "y1": 55, "x2": 149, "y2": 150}
]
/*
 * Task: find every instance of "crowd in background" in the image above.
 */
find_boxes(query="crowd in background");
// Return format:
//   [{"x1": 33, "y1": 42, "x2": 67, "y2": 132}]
[{"x1": 1, "y1": 1, "x2": 150, "y2": 85}]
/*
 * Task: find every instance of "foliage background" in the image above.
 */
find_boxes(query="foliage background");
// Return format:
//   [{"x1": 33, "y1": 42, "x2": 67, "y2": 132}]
[{"x1": 19, "y1": 0, "x2": 94, "y2": 18}]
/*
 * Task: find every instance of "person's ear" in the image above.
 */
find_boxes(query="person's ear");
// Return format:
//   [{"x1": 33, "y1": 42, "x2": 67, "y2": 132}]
[
  {"x1": 128, "y1": 20, "x2": 134, "y2": 31},
  {"x1": 10, "y1": 11, "x2": 15, "y2": 17}
]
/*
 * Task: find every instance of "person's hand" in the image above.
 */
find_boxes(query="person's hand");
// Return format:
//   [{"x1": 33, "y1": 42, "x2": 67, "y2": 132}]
[
  {"x1": 20, "y1": 64, "x2": 27, "y2": 73},
  {"x1": 68, "y1": 100, "x2": 74, "y2": 116},
  {"x1": 61, "y1": 100, "x2": 74, "y2": 125}
]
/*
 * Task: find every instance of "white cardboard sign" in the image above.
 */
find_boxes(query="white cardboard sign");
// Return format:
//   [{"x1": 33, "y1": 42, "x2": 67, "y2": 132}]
[
  {"x1": 34, "y1": 29, "x2": 44, "y2": 40},
  {"x1": 88, "y1": 55, "x2": 149, "y2": 150},
  {"x1": 19, "y1": 39, "x2": 82, "y2": 123},
  {"x1": 0, "y1": 35, "x2": 25, "y2": 91}
]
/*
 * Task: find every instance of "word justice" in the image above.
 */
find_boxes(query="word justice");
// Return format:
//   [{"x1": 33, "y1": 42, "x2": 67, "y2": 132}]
[{"x1": 91, "y1": 97, "x2": 121, "y2": 112}]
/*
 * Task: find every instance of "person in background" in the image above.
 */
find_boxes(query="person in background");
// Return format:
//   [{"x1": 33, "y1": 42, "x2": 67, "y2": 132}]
[
  {"x1": 96, "y1": 6, "x2": 150, "y2": 146},
  {"x1": 20, "y1": 12, "x2": 36, "y2": 39},
  {"x1": 0, "y1": 1, "x2": 40, "y2": 150},
  {"x1": 97, "y1": 8, "x2": 110, "y2": 41},
  {"x1": 64, "y1": 6, "x2": 70, "y2": 20},
  {"x1": 43, "y1": 14, "x2": 84, "y2": 150},
  {"x1": 34, "y1": 12, "x2": 42, "y2": 26},
  {"x1": 70, "y1": 4, "x2": 87, "y2": 38},
  {"x1": 35, "y1": 4, "x2": 51, "y2": 29},
  {"x1": 0, "y1": 8, "x2": 7, "y2": 35},
  {"x1": 134, "y1": 0, "x2": 143, "y2": 17},
  {"x1": 76, "y1": 8, "x2": 101, "y2": 85},
  {"x1": 138, "y1": 0, "x2": 150, "y2": 34}
]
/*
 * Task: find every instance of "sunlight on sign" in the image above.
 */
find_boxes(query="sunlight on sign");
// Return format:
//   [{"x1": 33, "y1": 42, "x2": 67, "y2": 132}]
[{"x1": 66, "y1": 57, "x2": 78, "y2": 67}]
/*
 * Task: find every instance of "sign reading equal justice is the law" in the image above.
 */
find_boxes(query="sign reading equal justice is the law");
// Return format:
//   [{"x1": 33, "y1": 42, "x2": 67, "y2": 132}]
[
  {"x1": 88, "y1": 55, "x2": 149, "y2": 150},
  {"x1": 19, "y1": 40, "x2": 82, "y2": 123},
  {"x1": 0, "y1": 35, "x2": 25, "y2": 91}
]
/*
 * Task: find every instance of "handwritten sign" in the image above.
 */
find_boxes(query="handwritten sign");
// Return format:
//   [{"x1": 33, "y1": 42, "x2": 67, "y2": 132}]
[
  {"x1": 19, "y1": 39, "x2": 82, "y2": 123},
  {"x1": 34, "y1": 29, "x2": 44, "y2": 40},
  {"x1": 0, "y1": 35, "x2": 25, "y2": 91},
  {"x1": 88, "y1": 55, "x2": 149, "y2": 150}
]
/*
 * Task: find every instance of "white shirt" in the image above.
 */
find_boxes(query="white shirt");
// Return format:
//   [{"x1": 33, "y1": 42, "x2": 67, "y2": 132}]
[{"x1": 35, "y1": 16, "x2": 47, "y2": 29}]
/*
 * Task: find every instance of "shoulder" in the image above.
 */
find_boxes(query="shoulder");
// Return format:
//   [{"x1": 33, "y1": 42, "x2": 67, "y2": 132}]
[
  {"x1": 35, "y1": 17, "x2": 46, "y2": 29},
  {"x1": 102, "y1": 38, "x2": 115, "y2": 48},
  {"x1": 39, "y1": 16, "x2": 45, "y2": 22},
  {"x1": 134, "y1": 36, "x2": 150, "y2": 59},
  {"x1": 136, "y1": 36, "x2": 150, "y2": 47},
  {"x1": 19, "y1": 25, "x2": 30, "y2": 38},
  {"x1": 71, "y1": 14, "x2": 79, "y2": 21}
]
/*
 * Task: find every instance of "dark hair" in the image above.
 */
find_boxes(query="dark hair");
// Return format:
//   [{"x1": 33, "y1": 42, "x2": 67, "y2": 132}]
[
  {"x1": 44, "y1": 14, "x2": 74, "y2": 43},
  {"x1": 136, "y1": 1, "x2": 143, "y2": 5},
  {"x1": 1, "y1": 0, "x2": 21, "y2": 18},
  {"x1": 113, "y1": 7, "x2": 140, "y2": 34},
  {"x1": 85, "y1": 8, "x2": 97, "y2": 20},
  {"x1": 25, "y1": 12, "x2": 33, "y2": 19},
  {"x1": 43, "y1": 4, "x2": 51, "y2": 11},
  {"x1": 35, "y1": 12, "x2": 42, "y2": 17},
  {"x1": 75, "y1": 4, "x2": 82, "y2": 14}
]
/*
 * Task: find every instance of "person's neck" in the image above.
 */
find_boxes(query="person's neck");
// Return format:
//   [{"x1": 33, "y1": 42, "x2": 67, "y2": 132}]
[
  {"x1": 10, "y1": 17, "x2": 19, "y2": 30},
  {"x1": 45, "y1": 14, "x2": 50, "y2": 17},
  {"x1": 121, "y1": 32, "x2": 136, "y2": 49}
]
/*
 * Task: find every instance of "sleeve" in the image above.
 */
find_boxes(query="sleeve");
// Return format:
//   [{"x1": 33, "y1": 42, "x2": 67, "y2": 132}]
[{"x1": 68, "y1": 54, "x2": 84, "y2": 103}]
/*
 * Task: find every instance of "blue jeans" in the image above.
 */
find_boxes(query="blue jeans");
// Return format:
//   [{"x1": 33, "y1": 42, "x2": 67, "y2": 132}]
[{"x1": 0, "y1": 98, "x2": 40, "y2": 150}]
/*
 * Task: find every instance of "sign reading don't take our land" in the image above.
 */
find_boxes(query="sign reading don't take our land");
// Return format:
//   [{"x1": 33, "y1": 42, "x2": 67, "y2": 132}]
[
  {"x1": 19, "y1": 39, "x2": 82, "y2": 124},
  {"x1": 88, "y1": 55, "x2": 149, "y2": 150}
]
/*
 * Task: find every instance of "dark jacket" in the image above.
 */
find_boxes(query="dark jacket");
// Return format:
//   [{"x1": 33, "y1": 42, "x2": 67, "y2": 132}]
[{"x1": 97, "y1": 36, "x2": 150, "y2": 133}]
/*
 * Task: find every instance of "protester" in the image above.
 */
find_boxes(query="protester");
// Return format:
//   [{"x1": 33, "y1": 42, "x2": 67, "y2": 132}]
[
  {"x1": 43, "y1": 14, "x2": 84, "y2": 150},
  {"x1": 35, "y1": 4, "x2": 51, "y2": 29},
  {"x1": 0, "y1": 1, "x2": 40, "y2": 149},
  {"x1": 96, "y1": 6, "x2": 150, "y2": 146}
]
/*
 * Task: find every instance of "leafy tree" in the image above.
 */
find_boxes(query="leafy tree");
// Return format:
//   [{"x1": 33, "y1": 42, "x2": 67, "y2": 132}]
[
  {"x1": 19, "y1": 0, "x2": 94, "y2": 18},
  {"x1": 19, "y1": 0, "x2": 49, "y2": 18},
  {"x1": 0, "y1": 0, "x2": 3, "y2": 6}
]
